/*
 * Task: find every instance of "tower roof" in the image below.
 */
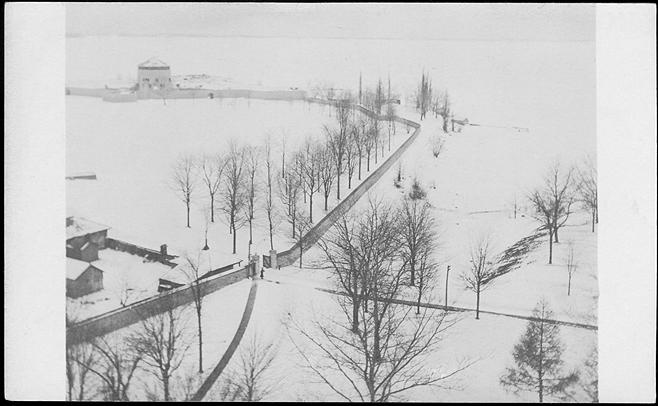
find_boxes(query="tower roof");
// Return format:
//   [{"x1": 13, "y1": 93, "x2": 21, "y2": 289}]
[{"x1": 138, "y1": 57, "x2": 169, "y2": 69}]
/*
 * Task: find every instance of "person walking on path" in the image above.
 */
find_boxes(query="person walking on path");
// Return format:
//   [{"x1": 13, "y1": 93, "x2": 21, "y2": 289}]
[{"x1": 260, "y1": 267, "x2": 264, "y2": 279}]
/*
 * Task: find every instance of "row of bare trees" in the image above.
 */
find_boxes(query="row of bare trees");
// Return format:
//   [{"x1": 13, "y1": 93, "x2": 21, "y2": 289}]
[
  {"x1": 528, "y1": 158, "x2": 598, "y2": 264},
  {"x1": 415, "y1": 71, "x2": 451, "y2": 131},
  {"x1": 170, "y1": 96, "x2": 404, "y2": 258},
  {"x1": 170, "y1": 140, "x2": 275, "y2": 255}
]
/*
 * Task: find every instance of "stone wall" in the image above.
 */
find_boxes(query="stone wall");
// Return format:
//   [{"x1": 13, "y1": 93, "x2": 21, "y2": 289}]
[
  {"x1": 275, "y1": 104, "x2": 421, "y2": 268},
  {"x1": 66, "y1": 264, "x2": 252, "y2": 345}
]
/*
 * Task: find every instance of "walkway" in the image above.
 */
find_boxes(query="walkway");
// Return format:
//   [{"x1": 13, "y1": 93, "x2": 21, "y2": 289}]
[
  {"x1": 192, "y1": 278, "x2": 260, "y2": 401},
  {"x1": 259, "y1": 277, "x2": 597, "y2": 331}
]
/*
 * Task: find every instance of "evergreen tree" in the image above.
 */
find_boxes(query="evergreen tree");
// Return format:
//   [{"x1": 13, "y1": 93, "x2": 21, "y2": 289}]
[
  {"x1": 500, "y1": 299, "x2": 579, "y2": 402},
  {"x1": 581, "y1": 346, "x2": 598, "y2": 403}
]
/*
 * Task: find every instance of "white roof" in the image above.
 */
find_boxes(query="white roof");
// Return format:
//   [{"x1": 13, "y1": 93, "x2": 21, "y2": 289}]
[
  {"x1": 66, "y1": 217, "x2": 110, "y2": 240},
  {"x1": 67, "y1": 257, "x2": 98, "y2": 280},
  {"x1": 138, "y1": 57, "x2": 169, "y2": 68}
]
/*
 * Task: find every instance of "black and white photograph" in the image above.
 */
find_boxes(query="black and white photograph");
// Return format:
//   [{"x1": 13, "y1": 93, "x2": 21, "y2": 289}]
[{"x1": 4, "y1": 3, "x2": 656, "y2": 402}]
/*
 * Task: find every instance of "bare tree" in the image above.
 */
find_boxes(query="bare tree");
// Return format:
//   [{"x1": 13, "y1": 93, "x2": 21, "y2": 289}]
[
  {"x1": 278, "y1": 162, "x2": 301, "y2": 240},
  {"x1": 66, "y1": 335, "x2": 96, "y2": 401},
  {"x1": 318, "y1": 143, "x2": 337, "y2": 211},
  {"x1": 436, "y1": 90, "x2": 452, "y2": 133},
  {"x1": 263, "y1": 135, "x2": 277, "y2": 250},
  {"x1": 171, "y1": 155, "x2": 197, "y2": 228},
  {"x1": 529, "y1": 162, "x2": 577, "y2": 264},
  {"x1": 416, "y1": 71, "x2": 432, "y2": 120},
  {"x1": 326, "y1": 98, "x2": 352, "y2": 201},
  {"x1": 214, "y1": 332, "x2": 280, "y2": 401},
  {"x1": 128, "y1": 305, "x2": 193, "y2": 401},
  {"x1": 577, "y1": 156, "x2": 598, "y2": 232},
  {"x1": 363, "y1": 117, "x2": 375, "y2": 172},
  {"x1": 286, "y1": 194, "x2": 311, "y2": 268},
  {"x1": 244, "y1": 146, "x2": 260, "y2": 256},
  {"x1": 371, "y1": 114, "x2": 381, "y2": 165},
  {"x1": 399, "y1": 197, "x2": 436, "y2": 287},
  {"x1": 565, "y1": 241, "x2": 577, "y2": 296},
  {"x1": 220, "y1": 141, "x2": 247, "y2": 254},
  {"x1": 82, "y1": 333, "x2": 143, "y2": 400},
  {"x1": 386, "y1": 75, "x2": 396, "y2": 150},
  {"x1": 500, "y1": 299, "x2": 579, "y2": 402},
  {"x1": 354, "y1": 114, "x2": 367, "y2": 180},
  {"x1": 344, "y1": 123, "x2": 358, "y2": 190},
  {"x1": 461, "y1": 236, "x2": 500, "y2": 320},
  {"x1": 293, "y1": 199, "x2": 472, "y2": 402},
  {"x1": 431, "y1": 136, "x2": 445, "y2": 158},
  {"x1": 182, "y1": 253, "x2": 205, "y2": 374},
  {"x1": 280, "y1": 130, "x2": 287, "y2": 179},
  {"x1": 299, "y1": 139, "x2": 321, "y2": 223},
  {"x1": 414, "y1": 242, "x2": 440, "y2": 314},
  {"x1": 317, "y1": 213, "x2": 363, "y2": 333},
  {"x1": 199, "y1": 153, "x2": 226, "y2": 223}
]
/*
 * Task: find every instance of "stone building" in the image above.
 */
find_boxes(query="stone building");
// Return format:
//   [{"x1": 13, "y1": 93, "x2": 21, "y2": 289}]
[{"x1": 137, "y1": 57, "x2": 172, "y2": 98}]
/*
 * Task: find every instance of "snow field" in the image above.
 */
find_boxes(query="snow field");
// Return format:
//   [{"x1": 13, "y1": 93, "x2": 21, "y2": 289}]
[{"x1": 67, "y1": 96, "x2": 411, "y2": 299}]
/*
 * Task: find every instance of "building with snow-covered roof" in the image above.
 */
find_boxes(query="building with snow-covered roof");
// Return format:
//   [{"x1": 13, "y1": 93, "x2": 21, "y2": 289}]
[
  {"x1": 66, "y1": 258, "x2": 104, "y2": 298},
  {"x1": 66, "y1": 216, "x2": 110, "y2": 261},
  {"x1": 137, "y1": 57, "x2": 172, "y2": 98}
]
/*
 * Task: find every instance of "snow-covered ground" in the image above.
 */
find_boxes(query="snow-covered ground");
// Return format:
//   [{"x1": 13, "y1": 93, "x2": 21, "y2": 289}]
[
  {"x1": 204, "y1": 276, "x2": 595, "y2": 402},
  {"x1": 66, "y1": 96, "x2": 410, "y2": 312},
  {"x1": 72, "y1": 278, "x2": 252, "y2": 401},
  {"x1": 66, "y1": 34, "x2": 596, "y2": 402},
  {"x1": 67, "y1": 248, "x2": 174, "y2": 320}
]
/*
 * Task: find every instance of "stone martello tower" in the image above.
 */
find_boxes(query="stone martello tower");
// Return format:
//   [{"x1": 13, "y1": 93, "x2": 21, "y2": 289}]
[{"x1": 137, "y1": 57, "x2": 172, "y2": 98}]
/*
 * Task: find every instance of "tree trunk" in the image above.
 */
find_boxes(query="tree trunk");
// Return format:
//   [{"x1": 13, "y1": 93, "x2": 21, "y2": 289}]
[
  {"x1": 324, "y1": 194, "x2": 328, "y2": 211},
  {"x1": 197, "y1": 308, "x2": 203, "y2": 373},
  {"x1": 186, "y1": 203, "x2": 190, "y2": 228},
  {"x1": 352, "y1": 299, "x2": 359, "y2": 333},
  {"x1": 232, "y1": 221, "x2": 237, "y2": 254},
  {"x1": 416, "y1": 285, "x2": 422, "y2": 315},
  {"x1": 163, "y1": 374, "x2": 170, "y2": 401},
  {"x1": 337, "y1": 171, "x2": 341, "y2": 200},
  {"x1": 595, "y1": 207, "x2": 598, "y2": 224},
  {"x1": 210, "y1": 194, "x2": 215, "y2": 222},
  {"x1": 367, "y1": 152, "x2": 371, "y2": 172},
  {"x1": 309, "y1": 194, "x2": 314, "y2": 223},
  {"x1": 348, "y1": 174, "x2": 352, "y2": 189},
  {"x1": 358, "y1": 156, "x2": 362, "y2": 180},
  {"x1": 554, "y1": 226, "x2": 560, "y2": 243},
  {"x1": 592, "y1": 210, "x2": 596, "y2": 232},
  {"x1": 298, "y1": 239, "x2": 303, "y2": 268},
  {"x1": 548, "y1": 230, "x2": 554, "y2": 264},
  {"x1": 568, "y1": 274, "x2": 572, "y2": 296},
  {"x1": 475, "y1": 288, "x2": 480, "y2": 320},
  {"x1": 410, "y1": 261, "x2": 415, "y2": 286}
]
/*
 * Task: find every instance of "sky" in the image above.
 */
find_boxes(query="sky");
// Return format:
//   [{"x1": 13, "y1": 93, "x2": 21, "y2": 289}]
[{"x1": 66, "y1": 3, "x2": 595, "y2": 42}]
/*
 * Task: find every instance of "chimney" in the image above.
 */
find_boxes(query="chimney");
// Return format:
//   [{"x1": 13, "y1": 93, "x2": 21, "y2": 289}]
[{"x1": 160, "y1": 244, "x2": 168, "y2": 257}]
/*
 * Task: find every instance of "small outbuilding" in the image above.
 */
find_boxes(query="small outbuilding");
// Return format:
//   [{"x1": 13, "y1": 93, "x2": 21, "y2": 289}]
[{"x1": 66, "y1": 258, "x2": 104, "y2": 298}]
